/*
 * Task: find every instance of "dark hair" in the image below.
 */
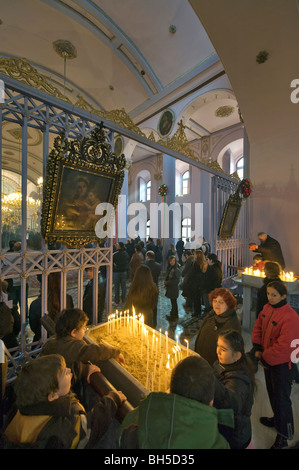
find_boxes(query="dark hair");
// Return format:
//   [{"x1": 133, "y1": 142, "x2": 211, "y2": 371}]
[
  {"x1": 167, "y1": 255, "x2": 177, "y2": 267},
  {"x1": 125, "y1": 265, "x2": 158, "y2": 311},
  {"x1": 185, "y1": 250, "x2": 192, "y2": 256},
  {"x1": 55, "y1": 308, "x2": 88, "y2": 338},
  {"x1": 267, "y1": 280, "x2": 288, "y2": 296},
  {"x1": 14, "y1": 354, "x2": 65, "y2": 408},
  {"x1": 118, "y1": 242, "x2": 125, "y2": 249},
  {"x1": 170, "y1": 356, "x2": 214, "y2": 405},
  {"x1": 209, "y1": 288, "x2": 237, "y2": 310},
  {"x1": 218, "y1": 329, "x2": 245, "y2": 356},
  {"x1": 264, "y1": 261, "x2": 281, "y2": 278},
  {"x1": 218, "y1": 329, "x2": 256, "y2": 391},
  {"x1": 146, "y1": 250, "x2": 155, "y2": 260},
  {"x1": 207, "y1": 253, "x2": 222, "y2": 271}
]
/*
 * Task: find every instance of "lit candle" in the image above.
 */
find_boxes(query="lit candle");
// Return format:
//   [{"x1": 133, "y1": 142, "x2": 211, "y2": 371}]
[
  {"x1": 159, "y1": 328, "x2": 162, "y2": 352},
  {"x1": 165, "y1": 331, "x2": 168, "y2": 358},
  {"x1": 152, "y1": 333, "x2": 155, "y2": 358},
  {"x1": 184, "y1": 338, "x2": 189, "y2": 356}
]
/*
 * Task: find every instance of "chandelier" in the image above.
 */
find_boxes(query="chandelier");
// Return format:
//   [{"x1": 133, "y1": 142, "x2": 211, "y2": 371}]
[{"x1": 2, "y1": 192, "x2": 41, "y2": 208}]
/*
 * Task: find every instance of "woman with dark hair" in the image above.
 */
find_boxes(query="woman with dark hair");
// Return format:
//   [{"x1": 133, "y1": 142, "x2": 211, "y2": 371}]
[
  {"x1": 252, "y1": 280, "x2": 299, "y2": 449},
  {"x1": 256, "y1": 260, "x2": 282, "y2": 317},
  {"x1": 125, "y1": 264, "x2": 158, "y2": 328},
  {"x1": 129, "y1": 244, "x2": 144, "y2": 280},
  {"x1": 213, "y1": 329, "x2": 256, "y2": 449},
  {"x1": 188, "y1": 249, "x2": 208, "y2": 317},
  {"x1": 164, "y1": 255, "x2": 181, "y2": 322},
  {"x1": 194, "y1": 288, "x2": 241, "y2": 366}
]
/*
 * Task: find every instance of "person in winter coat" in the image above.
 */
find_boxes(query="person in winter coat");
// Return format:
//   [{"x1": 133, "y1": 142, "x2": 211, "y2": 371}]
[
  {"x1": 129, "y1": 244, "x2": 144, "y2": 280},
  {"x1": 202, "y1": 253, "x2": 223, "y2": 312},
  {"x1": 120, "y1": 356, "x2": 234, "y2": 449},
  {"x1": 249, "y1": 232, "x2": 285, "y2": 270},
  {"x1": 213, "y1": 329, "x2": 255, "y2": 449},
  {"x1": 41, "y1": 308, "x2": 125, "y2": 382},
  {"x1": 124, "y1": 264, "x2": 158, "y2": 328},
  {"x1": 164, "y1": 255, "x2": 181, "y2": 322},
  {"x1": 2, "y1": 354, "x2": 126, "y2": 449},
  {"x1": 113, "y1": 242, "x2": 129, "y2": 305},
  {"x1": 180, "y1": 250, "x2": 194, "y2": 310},
  {"x1": 194, "y1": 288, "x2": 241, "y2": 366},
  {"x1": 256, "y1": 261, "x2": 282, "y2": 317},
  {"x1": 251, "y1": 280, "x2": 299, "y2": 449},
  {"x1": 190, "y1": 249, "x2": 208, "y2": 317}
]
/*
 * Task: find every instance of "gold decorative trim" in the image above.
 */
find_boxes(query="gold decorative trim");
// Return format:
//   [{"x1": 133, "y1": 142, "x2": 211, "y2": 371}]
[
  {"x1": 0, "y1": 56, "x2": 239, "y2": 181},
  {"x1": 0, "y1": 57, "x2": 71, "y2": 103}
]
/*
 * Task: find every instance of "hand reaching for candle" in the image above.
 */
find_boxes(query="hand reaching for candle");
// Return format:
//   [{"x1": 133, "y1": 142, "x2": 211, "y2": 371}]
[{"x1": 116, "y1": 353, "x2": 125, "y2": 365}]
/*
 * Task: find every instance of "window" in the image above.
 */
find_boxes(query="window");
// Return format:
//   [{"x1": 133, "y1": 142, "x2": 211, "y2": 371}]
[
  {"x1": 139, "y1": 177, "x2": 146, "y2": 202},
  {"x1": 146, "y1": 180, "x2": 151, "y2": 201},
  {"x1": 182, "y1": 170, "x2": 190, "y2": 195},
  {"x1": 182, "y1": 217, "x2": 192, "y2": 242},
  {"x1": 236, "y1": 157, "x2": 244, "y2": 179}
]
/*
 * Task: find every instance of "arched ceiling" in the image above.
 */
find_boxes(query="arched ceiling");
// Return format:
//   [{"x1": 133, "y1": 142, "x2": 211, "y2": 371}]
[{"x1": 0, "y1": 0, "x2": 243, "y2": 182}]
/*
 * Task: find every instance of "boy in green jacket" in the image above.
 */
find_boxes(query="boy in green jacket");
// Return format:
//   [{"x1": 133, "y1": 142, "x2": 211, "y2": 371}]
[{"x1": 120, "y1": 355, "x2": 234, "y2": 449}]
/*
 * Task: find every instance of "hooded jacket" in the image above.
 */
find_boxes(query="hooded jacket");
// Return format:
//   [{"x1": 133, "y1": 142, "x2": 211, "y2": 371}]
[
  {"x1": 2, "y1": 391, "x2": 122, "y2": 449},
  {"x1": 213, "y1": 360, "x2": 254, "y2": 449},
  {"x1": 252, "y1": 299, "x2": 299, "y2": 367},
  {"x1": 120, "y1": 392, "x2": 234, "y2": 449}
]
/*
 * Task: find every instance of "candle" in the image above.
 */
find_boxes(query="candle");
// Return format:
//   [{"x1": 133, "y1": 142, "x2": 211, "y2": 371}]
[
  {"x1": 165, "y1": 331, "x2": 168, "y2": 358},
  {"x1": 159, "y1": 328, "x2": 162, "y2": 352},
  {"x1": 152, "y1": 333, "x2": 155, "y2": 358},
  {"x1": 184, "y1": 338, "x2": 189, "y2": 356}
]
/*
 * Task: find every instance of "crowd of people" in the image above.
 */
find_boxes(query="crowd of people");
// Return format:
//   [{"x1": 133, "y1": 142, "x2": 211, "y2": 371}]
[{"x1": 1, "y1": 233, "x2": 299, "y2": 449}]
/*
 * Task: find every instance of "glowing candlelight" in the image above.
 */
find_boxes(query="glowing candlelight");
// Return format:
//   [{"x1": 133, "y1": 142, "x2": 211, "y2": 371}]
[
  {"x1": 184, "y1": 338, "x2": 189, "y2": 356},
  {"x1": 165, "y1": 331, "x2": 168, "y2": 357}
]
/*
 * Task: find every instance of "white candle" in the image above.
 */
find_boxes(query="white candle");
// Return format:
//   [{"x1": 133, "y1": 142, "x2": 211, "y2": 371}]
[
  {"x1": 165, "y1": 331, "x2": 168, "y2": 358},
  {"x1": 159, "y1": 328, "x2": 162, "y2": 352},
  {"x1": 152, "y1": 333, "x2": 155, "y2": 358},
  {"x1": 184, "y1": 339, "x2": 189, "y2": 356}
]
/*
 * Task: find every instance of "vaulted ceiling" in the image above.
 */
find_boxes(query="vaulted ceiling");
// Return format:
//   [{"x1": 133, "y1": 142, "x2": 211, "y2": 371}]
[{"x1": 0, "y1": 0, "x2": 243, "y2": 183}]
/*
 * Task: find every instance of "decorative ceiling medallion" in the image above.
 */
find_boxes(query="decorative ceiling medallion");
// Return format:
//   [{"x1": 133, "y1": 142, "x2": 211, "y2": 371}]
[
  {"x1": 215, "y1": 106, "x2": 234, "y2": 118},
  {"x1": 2, "y1": 121, "x2": 42, "y2": 146},
  {"x1": 53, "y1": 40, "x2": 77, "y2": 60}
]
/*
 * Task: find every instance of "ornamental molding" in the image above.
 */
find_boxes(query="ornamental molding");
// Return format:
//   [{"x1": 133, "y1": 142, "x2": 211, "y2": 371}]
[{"x1": 0, "y1": 56, "x2": 239, "y2": 181}]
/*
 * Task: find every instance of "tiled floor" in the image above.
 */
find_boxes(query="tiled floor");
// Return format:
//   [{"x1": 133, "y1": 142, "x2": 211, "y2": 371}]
[{"x1": 26, "y1": 272, "x2": 299, "y2": 449}]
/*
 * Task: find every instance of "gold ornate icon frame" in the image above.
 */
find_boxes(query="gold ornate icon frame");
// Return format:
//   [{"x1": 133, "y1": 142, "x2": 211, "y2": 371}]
[{"x1": 41, "y1": 126, "x2": 125, "y2": 248}]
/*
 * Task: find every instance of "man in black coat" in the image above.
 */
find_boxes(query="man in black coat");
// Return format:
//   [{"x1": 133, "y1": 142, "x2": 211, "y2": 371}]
[
  {"x1": 175, "y1": 238, "x2": 184, "y2": 265},
  {"x1": 249, "y1": 232, "x2": 285, "y2": 270},
  {"x1": 113, "y1": 242, "x2": 129, "y2": 306}
]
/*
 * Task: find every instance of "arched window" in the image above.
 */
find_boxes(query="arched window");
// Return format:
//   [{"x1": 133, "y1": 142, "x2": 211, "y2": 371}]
[
  {"x1": 182, "y1": 170, "x2": 190, "y2": 195},
  {"x1": 139, "y1": 177, "x2": 146, "y2": 201},
  {"x1": 146, "y1": 180, "x2": 151, "y2": 201},
  {"x1": 182, "y1": 217, "x2": 192, "y2": 242},
  {"x1": 236, "y1": 157, "x2": 244, "y2": 179}
]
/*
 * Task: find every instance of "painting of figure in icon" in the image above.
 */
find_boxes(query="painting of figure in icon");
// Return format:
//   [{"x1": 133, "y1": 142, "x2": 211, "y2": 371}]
[{"x1": 54, "y1": 166, "x2": 113, "y2": 232}]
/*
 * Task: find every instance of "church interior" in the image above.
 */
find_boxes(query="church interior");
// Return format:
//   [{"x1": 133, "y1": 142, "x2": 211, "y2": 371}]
[{"x1": 0, "y1": 0, "x2": 299, "y2": 450}]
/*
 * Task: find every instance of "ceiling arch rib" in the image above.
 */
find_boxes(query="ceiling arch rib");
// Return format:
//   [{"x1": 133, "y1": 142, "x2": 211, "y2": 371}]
[{"x1": 42, "y1": 0, "x2": 163, "y2": 97}]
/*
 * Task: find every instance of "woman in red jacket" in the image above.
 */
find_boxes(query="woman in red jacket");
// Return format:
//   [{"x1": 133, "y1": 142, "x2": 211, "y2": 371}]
[{"x1": 251, "y1": 281, "x2": 299, "y2": 449}]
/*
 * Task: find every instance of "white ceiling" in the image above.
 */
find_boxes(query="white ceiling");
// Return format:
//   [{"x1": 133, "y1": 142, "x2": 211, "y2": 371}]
[{"x1": 0, "y1": 0, "x2": 243, "y2": 183}]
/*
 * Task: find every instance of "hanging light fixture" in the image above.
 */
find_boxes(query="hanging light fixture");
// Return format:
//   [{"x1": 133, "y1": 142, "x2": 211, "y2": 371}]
[{"x1": 52, "y1": 39, "x2": 77, "y2": 96}]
